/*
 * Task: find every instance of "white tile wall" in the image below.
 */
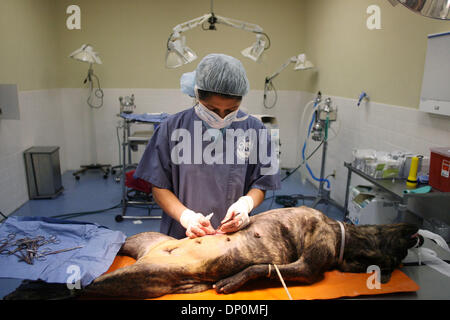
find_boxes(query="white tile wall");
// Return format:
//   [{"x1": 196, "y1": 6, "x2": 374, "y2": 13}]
[
  {"x1": 0, "y1": 89, "x2": 65, "y2": 215},
  {"x1": 1, "y1": 87, "x2": 449, "y2": 216},
  {"x1": 65, "y1": 88, "x2": 308, "y2": 170}
]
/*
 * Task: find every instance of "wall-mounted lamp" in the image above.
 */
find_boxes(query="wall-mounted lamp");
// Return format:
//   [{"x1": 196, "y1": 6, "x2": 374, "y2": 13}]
[
  {"x1": 69, "y1": 44, "x2": 104, "y2": 109},
  {"x1": 264, "y1": 54, "x2": 315, "y2": 109}
]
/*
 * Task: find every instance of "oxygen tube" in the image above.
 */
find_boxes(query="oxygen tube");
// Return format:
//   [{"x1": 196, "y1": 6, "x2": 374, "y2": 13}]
[{"x1": 301, "y1": 94, "x2": 331, "y2": 189}]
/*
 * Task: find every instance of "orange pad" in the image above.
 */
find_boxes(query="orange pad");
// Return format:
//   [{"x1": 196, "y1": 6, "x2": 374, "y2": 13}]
[{"x1": 105, "y1": 256, "x2": 419, "y2": 300}]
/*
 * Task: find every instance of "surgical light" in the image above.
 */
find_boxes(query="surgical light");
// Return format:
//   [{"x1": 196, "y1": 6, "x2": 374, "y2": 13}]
[
  {"x1": 68, "y1": 44, "x2": 110, "y2": 180},
  {"x1": 165, "y1": 1, "x2": 270, "y2": 68},
  {"x1": 293, "y1": 54, "x2": 314, "y2": 70},
  {"x1": 387, "y1": 0, "x2": 450, "y2": 20},
  {"x1": 69, "y1": 44, "x2": 104, "y2": 109},
  {"x1": 241, "y1": 34, "x2": 267, "y2": 62},
  {"x1": 165, "y1": 35, "x2": 198, "y2": 69},
  {"x1": 263, "y1": 54, "x2": 315, "y2": 109},
  {"x1": 69, "y1": 44, "x2": 102, "y2": 65}
]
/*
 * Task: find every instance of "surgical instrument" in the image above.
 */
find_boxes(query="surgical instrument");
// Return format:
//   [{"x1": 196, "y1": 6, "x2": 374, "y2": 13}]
[
  {"x1": 0, "y1": 234, "x2": 79, "y2": 265},
  {"x1": 218, "y1": 215, "x2": 238, "y2": 229},
  {"x1": 35, "y1": 246, "x2": 84, "y2": 261}
]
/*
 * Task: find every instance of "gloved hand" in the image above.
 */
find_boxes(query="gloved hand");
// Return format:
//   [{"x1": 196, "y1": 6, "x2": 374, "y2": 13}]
[
  {"x1": 180, "y1": 209, "x2": 215, "y2": 239},
  {"x1": 218, "y1": 196, "x2": 254, "y2": 234}
]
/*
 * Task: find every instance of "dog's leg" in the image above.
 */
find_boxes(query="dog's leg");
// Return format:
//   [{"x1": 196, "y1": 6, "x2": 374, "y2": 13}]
[
  {"x1": 83, "y1": 261, "x2": 177, "y2": 298},
  {"x1": 214, "y1": 258, "x2": 323, "y2": 294},
  {"x1": 84, "y1": 232, "x2": 176, "y2": 298},
  {"x1": 118, "y1": 232, "x2": 175, "y2": 260}
]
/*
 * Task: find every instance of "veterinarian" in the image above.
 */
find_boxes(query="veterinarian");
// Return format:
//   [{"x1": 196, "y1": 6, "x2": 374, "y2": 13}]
[{"x1": 134, "y1": 53, "x2": 281, "y2": 239}]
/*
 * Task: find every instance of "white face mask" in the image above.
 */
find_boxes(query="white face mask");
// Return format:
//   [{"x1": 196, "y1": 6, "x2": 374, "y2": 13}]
[
  {"x1": 194, "y1": 102, "x2": 238, "y2": 129},
  {"x1": 193, "y1": 87, "x2": 248, "y2": 129}
]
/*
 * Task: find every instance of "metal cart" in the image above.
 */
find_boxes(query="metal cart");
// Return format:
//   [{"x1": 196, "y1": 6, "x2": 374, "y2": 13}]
[
  {"x1": 343, "y1": 162, "x2": 450, "y2": 223},
  {"x1": 114, "y1": 113, "x2": 168, "y2": 222}
]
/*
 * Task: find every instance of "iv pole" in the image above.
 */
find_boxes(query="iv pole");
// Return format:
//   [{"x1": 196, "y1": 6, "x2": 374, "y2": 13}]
[
  {"x1": 303, "y1": 97, "x2": 342, "y2": 210},
  {"x1": 69, "y1": 45, "x2": 111, "y2": 180}
]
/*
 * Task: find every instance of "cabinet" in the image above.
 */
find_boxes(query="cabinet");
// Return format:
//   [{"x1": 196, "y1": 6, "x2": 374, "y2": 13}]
[
  {"x1": 419, "y1": 32, "x2": 450, "y2": 117},
  {"x1": 23, "y1": 146, "x2": 64, "y2": 199}
]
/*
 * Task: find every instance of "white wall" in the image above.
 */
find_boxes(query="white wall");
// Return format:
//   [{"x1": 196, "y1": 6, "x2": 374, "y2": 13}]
[
  {"x1": 1, "y1": 87, "x2": 449, "y2": 217},
  {"x1": 61, "y1": 88, "x2": 309, "y2": 170},
  {"x1": 0, "y1": 87, "x2": 309, "y2": 216},
  {"x1": 0, "y1": 89, "x2": 65, "y2": 215}
]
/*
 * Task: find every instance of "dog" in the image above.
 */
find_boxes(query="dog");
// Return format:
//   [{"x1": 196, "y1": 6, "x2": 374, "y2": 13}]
[
  {"x1": 81, "y1": 206, "x2": 422, "y2": 298},
  {"x1": 4, "y1": 206, "x2": 422, "y2": 299}
]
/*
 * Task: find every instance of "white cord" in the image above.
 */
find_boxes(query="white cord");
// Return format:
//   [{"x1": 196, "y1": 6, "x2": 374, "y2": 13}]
[
  {"x1": 263, "y1": 80, "x2": 278, "y2": 109},
  {"x1": 87, "y1": 72, "x2": 104, "y2": 109},
  {"x1": 272, "y1": 264, "x2": 293, "y2": 300}
]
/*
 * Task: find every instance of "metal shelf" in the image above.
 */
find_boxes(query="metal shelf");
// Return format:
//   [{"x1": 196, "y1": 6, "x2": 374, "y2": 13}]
[
  {"x1": 115, "y1": 115, "x2": 161, "y2": 221},
  {"x1": 343, "y1": 162, "x2": 450, "y2": 222}
]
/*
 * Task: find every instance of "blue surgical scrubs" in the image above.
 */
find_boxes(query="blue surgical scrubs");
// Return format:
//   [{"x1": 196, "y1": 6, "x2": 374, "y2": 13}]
[{"x1": 134, "y1": 107, "x2": 281, "y2": 239}]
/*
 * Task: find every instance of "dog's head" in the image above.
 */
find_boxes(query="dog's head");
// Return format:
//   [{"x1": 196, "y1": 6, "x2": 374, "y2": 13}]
[{"x1": 339, "y1": 223, "x2": 423, "y2": 283}]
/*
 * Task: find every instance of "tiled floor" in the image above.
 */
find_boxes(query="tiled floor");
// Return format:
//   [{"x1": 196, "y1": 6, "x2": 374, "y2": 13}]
[{"x1": 0, "y1": 168, "x2": 344, "y2": 299}]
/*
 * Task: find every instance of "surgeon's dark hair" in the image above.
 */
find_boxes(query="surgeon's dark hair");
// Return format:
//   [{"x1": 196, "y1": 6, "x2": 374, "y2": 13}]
[{"x1": 197, "y1": 89, "x2": 242, "y2": 101}]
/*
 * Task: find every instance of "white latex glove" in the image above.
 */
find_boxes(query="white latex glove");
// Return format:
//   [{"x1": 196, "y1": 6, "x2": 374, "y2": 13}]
[
  {"x1": 180, "y1": 209, "x2": 215, "y2": 238},
  {"x1": 219, "y1": 196, "x2": 254, "y2": 233}
]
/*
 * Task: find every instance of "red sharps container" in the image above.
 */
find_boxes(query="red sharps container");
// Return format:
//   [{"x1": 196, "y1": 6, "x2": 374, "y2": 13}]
[{"x1": 429, "y1": 147, "x2": 450, "y2": 192}]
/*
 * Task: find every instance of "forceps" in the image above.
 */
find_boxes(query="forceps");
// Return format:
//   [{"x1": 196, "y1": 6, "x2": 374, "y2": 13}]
[{"x1": 0, "y1": 233, "x2": 16, "y2": 254}]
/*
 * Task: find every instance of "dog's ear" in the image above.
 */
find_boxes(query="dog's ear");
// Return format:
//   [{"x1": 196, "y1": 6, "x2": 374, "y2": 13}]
[{"x1": 380, "y1": 270, "x2": 392, "y2": 284}]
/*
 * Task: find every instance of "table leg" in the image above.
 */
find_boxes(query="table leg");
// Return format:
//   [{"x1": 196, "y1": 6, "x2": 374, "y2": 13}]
[{"x1": 343, "y1": 166, "x2": 352, "y2": 221}]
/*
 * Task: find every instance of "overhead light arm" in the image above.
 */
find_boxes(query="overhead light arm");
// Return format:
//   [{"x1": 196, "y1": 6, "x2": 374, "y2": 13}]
[
  {"x1": 266, "y1": 54, "x2": 313, "y2": 83},
  {"x1": 266, "y1": 57, "x2": 297, "y2": 83},
  {"x1": 214, "y1": 15, "x2": 264, "y2": 33},
  {"x1": 166, "y1": 11, "x2": 269, "y2": 68},
  {"x1": 169, "y1": 13, "x2": 264, "y2": 39},
  {"x1": 171, "y1": 14, "x2": 212, "y2": 35}
]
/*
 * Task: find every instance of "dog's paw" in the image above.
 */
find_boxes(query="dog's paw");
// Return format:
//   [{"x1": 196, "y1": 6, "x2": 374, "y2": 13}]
[{"x1": 213, "y1": 274, "x2": 245, "y2": 294}]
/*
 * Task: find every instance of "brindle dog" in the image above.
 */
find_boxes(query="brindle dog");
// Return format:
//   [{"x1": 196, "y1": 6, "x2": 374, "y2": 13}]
[
  {"x1": 5, "y1": 206, "x2": 422, "y2": 299},
  {"x1": 83, "y1": 206, "x2": 421, "y2": 298}
]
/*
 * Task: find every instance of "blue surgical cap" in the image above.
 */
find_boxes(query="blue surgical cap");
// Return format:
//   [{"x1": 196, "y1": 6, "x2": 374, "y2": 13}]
[
  {"x1": 180, "y1": 53, "x2": 250, "y2": 97},
  {"x1": 180, "y1": 71, "x2": 196, "y2": 97}
]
